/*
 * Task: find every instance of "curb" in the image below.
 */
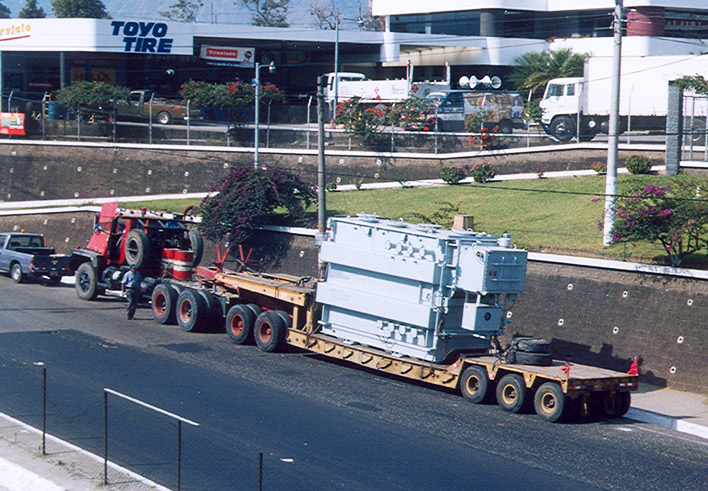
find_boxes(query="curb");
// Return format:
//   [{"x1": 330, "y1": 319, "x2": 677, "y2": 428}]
[{"x1": 626, "y1": 408, "x2": 708, "y2": 441}]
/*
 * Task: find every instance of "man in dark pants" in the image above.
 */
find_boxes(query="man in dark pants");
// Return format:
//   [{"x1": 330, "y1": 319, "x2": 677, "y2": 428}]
[{"x1": 121, "y1": 264, "x2": 142, "y2": 320}]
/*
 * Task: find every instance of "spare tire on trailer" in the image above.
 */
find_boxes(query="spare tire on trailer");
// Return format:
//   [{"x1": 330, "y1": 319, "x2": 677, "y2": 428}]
[
  {"x1": 152, "y1": 283, "x2": 178, "y2": 325},
  {"x1": 176, "y1": 289, "x2": 207, "y2": 332},
  {"x1": 124, "y1": 229, "x2": 148, "y2": 268},
  {"x1": 188, "y1": 229, "x2": 203, "y2": 267}
]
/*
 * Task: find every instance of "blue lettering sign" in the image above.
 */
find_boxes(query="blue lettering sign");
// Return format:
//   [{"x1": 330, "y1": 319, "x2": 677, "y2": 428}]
[{"x1": 110, "y1": 21, "x2": 173, "y2": 53}]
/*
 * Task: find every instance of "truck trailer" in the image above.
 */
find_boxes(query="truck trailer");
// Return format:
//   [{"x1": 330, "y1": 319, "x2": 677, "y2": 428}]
[
  {"x1": 539, "y1": 54, "x2": 708, "y2": 142},
  {"x1": 147, "y1": 214, "x2": 638, "y2": 423}
]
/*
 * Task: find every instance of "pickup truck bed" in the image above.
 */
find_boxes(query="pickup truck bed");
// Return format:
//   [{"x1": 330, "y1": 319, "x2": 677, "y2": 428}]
[{"x1": 0, "y1": 233, "x2": 74, "y2": 284}]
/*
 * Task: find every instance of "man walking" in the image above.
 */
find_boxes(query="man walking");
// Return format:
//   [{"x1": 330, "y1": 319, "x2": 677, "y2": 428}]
[{"x1": 121, "y1": 264, "x2": 142, "y2": 320}]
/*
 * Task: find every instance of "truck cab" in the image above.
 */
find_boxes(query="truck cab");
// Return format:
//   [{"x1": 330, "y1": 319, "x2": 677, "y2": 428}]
[{"x1": 539, "y1": 77, "x2": 591, "y2": 142}]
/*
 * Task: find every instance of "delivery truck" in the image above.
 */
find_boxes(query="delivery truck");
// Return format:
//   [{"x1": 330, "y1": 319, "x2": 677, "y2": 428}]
[{"x1": 539, "y1": 54, "x2": 708, "y2": 142}]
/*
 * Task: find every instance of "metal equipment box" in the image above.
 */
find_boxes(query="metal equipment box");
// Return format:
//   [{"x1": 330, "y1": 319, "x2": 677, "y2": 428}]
[{"x1": 316, "y1": 215, "x2": 527, "y2": 363}]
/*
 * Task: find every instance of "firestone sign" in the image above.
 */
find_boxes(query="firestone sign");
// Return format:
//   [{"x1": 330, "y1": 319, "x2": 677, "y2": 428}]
[{"x1": 110, "y1": 21, "x2": 173, "y2": 53}]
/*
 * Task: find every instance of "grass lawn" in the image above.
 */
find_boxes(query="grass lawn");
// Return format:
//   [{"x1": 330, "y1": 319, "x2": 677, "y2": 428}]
[{"x1": 122, "y1": 173, "x2": 708, "y2": 266}]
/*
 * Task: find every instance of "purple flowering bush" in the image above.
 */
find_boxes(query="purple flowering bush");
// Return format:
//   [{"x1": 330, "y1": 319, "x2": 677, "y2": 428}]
[
  {"x1": 198, "y1": 164, "x2": 317, "y2": 244},
  {"x1": 605, "y1": 181, "x2": 708, "y2": 266}
]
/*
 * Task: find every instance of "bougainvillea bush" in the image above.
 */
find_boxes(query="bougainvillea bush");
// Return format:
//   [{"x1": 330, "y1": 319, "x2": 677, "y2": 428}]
[
  {"x1": 605, "y1": 181, "x2": 708, "y2": 266},
  {"x1": 334, "y1": 96, "x2": 389, "y2": 143},
  {"x1": 469, "y1": 162, "x2": 496, "y2": 183},
  {"x1": 198, "y1": 164, "x2": 317, "y2": 244}
]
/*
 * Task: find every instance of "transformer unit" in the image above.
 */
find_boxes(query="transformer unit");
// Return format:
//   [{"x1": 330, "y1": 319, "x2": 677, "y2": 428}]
[{"x1": 316, "y1": 215, "x2": 527, "y2": 363}]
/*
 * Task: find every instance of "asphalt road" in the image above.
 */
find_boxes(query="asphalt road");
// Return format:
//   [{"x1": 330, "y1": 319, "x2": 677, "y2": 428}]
[{"x1": 0, "y1": 277, "x2": 707, "y2": 490}]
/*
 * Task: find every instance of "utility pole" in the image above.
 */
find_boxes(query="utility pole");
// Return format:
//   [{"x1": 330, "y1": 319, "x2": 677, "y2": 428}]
[
  {"x1": 317, "y1": 75, "x2": 327, "y2": 235},
  {"x1": 603, "y1": 0, "x2": 623, "y2": 246}
]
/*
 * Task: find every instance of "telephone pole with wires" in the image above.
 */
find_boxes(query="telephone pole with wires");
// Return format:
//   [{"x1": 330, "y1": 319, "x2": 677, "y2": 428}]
[{"x1": 603, "y1": 0, "x2": 624, "y2": 246}]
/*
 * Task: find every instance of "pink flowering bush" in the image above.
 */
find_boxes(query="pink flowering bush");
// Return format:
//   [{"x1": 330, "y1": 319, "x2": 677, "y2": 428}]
[{"x1": 602, "y1": 180, "x2": 708, "y2": 266}]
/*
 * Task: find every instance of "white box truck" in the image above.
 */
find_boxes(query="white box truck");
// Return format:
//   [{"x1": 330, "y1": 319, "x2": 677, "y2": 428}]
[{"x1": 539, "y1": 54, "x2": 708, "y2": 142}]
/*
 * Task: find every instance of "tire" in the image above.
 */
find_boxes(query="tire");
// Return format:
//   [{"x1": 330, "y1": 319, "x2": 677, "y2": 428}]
[
  {"x1": 600, "y1": 391, "x2": 632, "y2": 418},
  {"x1": 188, "y1": 229, "x2": 204, "y2": 267},
  {"x1": 459, "y1": 365, "x2": 490, "y2": 404},
  {"x1": 254, "y1": 311, "x2": 286, "y2": 352},
  {"x1": 10, "y1": 263, "x2": 23, "y2": 283},
  {"x1": 534, "y1": 382, "x2": 567, "y2": 423},
  {"x1": 514, "y1": 338, "x2": 551, "y2": 353},
  {"x1": 198, "y1": 290, "x2": 221, "y2": 330},
  {"x1": 225, "y1": 304, "x2": 255, "y2": 344},
  {"x1": 496, "y1": 373, "x2": 530, "y2": 413},
  {"x1": 275, "y1": 310, "x2": 291, "y2": 328},
  {"x1": 156, "y1": 111, "x2": 172, "y2": 125},
  {"x1": 152, "y1": 283, "x2": 178, "y2": 325},
  {"x1": 176, "y1": 289, "x2": 207, "y2": 332},
  {"x1": 124, "y1": 229, "x2": 148, "y2": 268},
  {"x1": 512, "y1": 351, "x2": 553, "y2": 366},
  {"x1": 498, "y1": 119, "x2": 513, "y2": 135},
  {"x1": 550, "y1": 115, "x2": 575, "y2": 143},
  {"x1": 75, "y1": 262, "x2": 99, "y2": 300}
]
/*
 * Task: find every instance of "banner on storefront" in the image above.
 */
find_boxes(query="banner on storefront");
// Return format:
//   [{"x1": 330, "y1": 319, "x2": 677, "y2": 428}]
[{"x1": 200, "y1": 45, "x2": 254, "y2": 67}]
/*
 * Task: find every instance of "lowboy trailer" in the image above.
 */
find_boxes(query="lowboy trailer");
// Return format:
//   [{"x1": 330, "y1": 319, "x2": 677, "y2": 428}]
[{"x1": 151, "y1": 215, "x2": 638, "y2": 423}]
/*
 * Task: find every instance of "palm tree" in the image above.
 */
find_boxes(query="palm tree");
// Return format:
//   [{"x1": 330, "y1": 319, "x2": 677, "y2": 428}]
[{"x1": 509, "y1": 49, "x2": 588, "y2": 97}]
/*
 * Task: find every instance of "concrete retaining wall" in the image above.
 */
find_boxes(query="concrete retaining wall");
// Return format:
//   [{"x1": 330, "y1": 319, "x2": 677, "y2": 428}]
[
  {"x1": 0, "y1": 140, "x2": 665, "y2": 203},
  {"x1": 1, "y1": 210, "x2": 706, "y2": 396}
]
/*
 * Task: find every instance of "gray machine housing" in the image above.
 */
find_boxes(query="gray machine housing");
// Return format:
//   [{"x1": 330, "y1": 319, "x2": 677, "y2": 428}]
[{"x1": 316, "y1": 215, "x2": 528, "y2": 363}]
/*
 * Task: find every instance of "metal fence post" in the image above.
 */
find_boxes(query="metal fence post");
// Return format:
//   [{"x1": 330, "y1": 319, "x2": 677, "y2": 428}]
[
  {"x1": 103, "y1": 390, "x2": 108, "y2": 485},
  {"x1": 42, "y1": 367, "x2": 47, "y2": 455}
]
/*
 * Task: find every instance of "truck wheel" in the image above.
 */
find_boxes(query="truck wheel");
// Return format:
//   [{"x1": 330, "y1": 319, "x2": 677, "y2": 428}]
[
  {"x1": 459, "y1": 365, "x2": 490, "y2": 404},
  {"x1": 197, "y1": 290, "x2": 221, "y2": 330},
  {"x1": 188, "y1": 229, "x2": 204, "y2": 267},
  {"x1": 225, "y1": 304, "x2": 255, "y2": 344},
  {"x1": 254, "y1": 311, "x2": 286, "y2": 352},
  {"x1": 124, "y1": 229, "x2": 148, "y2": 268},
  {"x1": 550, "y1": 116, "x2": 575, "y2": 143},
  {"x1": 496, "y1": 373, "x2": 530, "y2": 413},
  {"x1": 152, "y1": 283, "x2": 178, "y2": 325},
  {"x1": 499, "y1": 119, "x2": 513, "y2": 135},
  {"x1": 10, "y1": 263, "x2": 23, "y2": 283},
  {"x1": 75, "y1": 262, "x2": 99, "y2": 300},
  {"x1": 157, "y1": 111, "x2": 172, "y2": 125},
  {"x1": 534, "y1": 382, "x2": 567, "y2": 422},
  {"x1": 176, "y1": 289, "x2": 206, "y2": 332}
]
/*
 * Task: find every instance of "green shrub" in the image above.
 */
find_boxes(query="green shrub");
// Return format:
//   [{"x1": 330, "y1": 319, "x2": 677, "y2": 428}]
[
  {"x1": 440, "y1": 167, "x2": 467, "y2": 185},
  {"x1": 625, "y1": 155, "x2": 652, "y2": 174},
  {"x1": 469, "y1": 162, "x2": 496, "y2": 183}
]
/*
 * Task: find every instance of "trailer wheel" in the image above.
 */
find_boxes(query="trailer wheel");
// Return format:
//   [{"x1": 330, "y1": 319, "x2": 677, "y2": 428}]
[
  {"x1": 496, "y1": 373, "x2": 530, "y2": 413},
  {"x1": 245, "y1": 303, "x2": 262, "y2": 318},
  {"x1": 225, "y1": 305, "x2": 255, "y2": 344},
  {"x1": 254, "y1": 311, "x2": 286, "y2": 353},
  {"x1": 275, "y1": 310, "x2": 291, "y2": 328},
  {"x1": 188, "y1": 229, "x2": 204, "y2": 267},
  {"x1": 197, "y1": 290, "x2": 221, "y2": 330},
  {"x1": 600, "y1": 391, "x2": 632, "y2": 418},
  {"x1": 176, "y1": 289, "x2": 206, "y2": 332},
  {"x1": 75, "y1": 262, "x2": 99, "y2": 300},
  {"x1": 534, "y1": 382, "x2": 567, "y2": 422},
  {"x1": 10, "y1": 263, "x2": 23, "y2": 283},
  {"x1": 459, "y1": 365, "x2": 490, "y2": 404},
  {"x1": 124, "y1": 229, "x2": 148, "y2": 268},
  {"x1": 152, "y1": 284, "x2": 178, "y2": 325}
]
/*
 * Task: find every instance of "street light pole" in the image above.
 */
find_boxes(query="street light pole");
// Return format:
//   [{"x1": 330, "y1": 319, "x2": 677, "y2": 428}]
[{"x1": 254, "y1": 61, "x2": 275, "y2": 169}]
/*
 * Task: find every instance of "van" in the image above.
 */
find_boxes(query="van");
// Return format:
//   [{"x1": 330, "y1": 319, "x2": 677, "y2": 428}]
[{"x1": 430, "y1": 90, "x2": 525, "y2": 133}]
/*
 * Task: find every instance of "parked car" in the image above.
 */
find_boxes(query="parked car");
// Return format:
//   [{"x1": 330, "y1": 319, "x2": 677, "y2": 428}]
[
  {"x1": 115, "y1": 90, "x2": 198, "y2": 125},
  {"x1": 0, "y1": 233, "x2": 74, "y2": 284}
]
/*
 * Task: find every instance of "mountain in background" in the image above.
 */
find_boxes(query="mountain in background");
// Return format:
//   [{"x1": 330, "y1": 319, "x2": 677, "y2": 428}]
[{"x1": 2, "y1": 0, "x2": 370, "y2": 29}]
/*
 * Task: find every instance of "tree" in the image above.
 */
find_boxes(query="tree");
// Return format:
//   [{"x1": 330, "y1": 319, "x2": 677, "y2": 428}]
[
  {"x1": 309, "y1": 0, "x2": 339, "y2": 30},
  {"x1": 51, "y1": 0, "x2": 110, "y2": 18},
  {"x1": 603, "y1": 179, "x2": 708, "y2": 266},
  {"x1": 0, "y1": 1, "x2": 10, "y2": 18},
  {"x1": 509, "y1": 49, "x2": 587, "y2": 95},
  {"x1": 160, "y1": 0, "x2": 203, "y2": 22},
  {"x1": 198, "y1": 165, "x2": 316, "y2": 244},
  {"x1": 19, "y1": 0, "x2": 46, "y2": 17},
  {"x1": 238, "y1": 0, "x2": 289, "y2": 27}
]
